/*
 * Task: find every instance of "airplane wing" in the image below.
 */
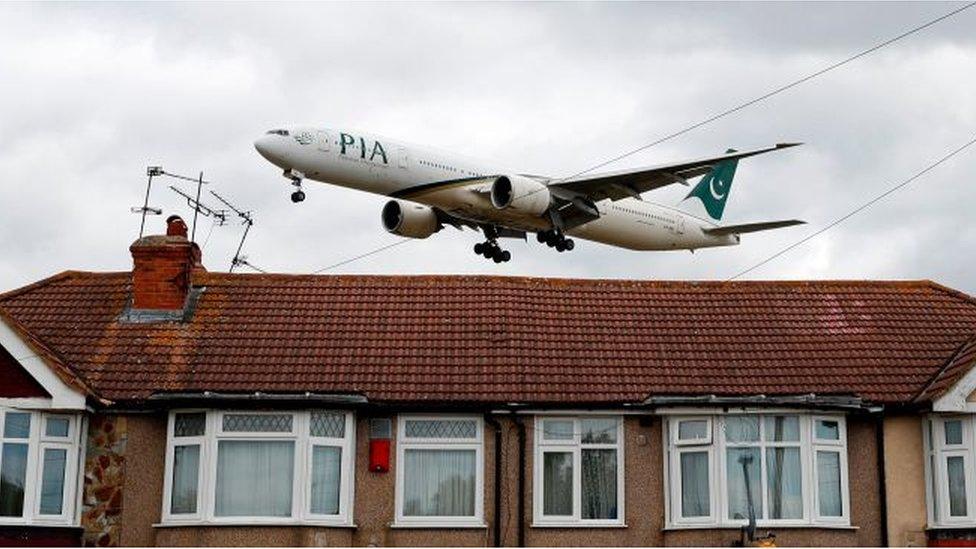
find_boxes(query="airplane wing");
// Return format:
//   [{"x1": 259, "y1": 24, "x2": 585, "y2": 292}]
[
  {"x1": 434, "y1": 209, "x2": 527, "y2": 239},
  {"x1": 703, "y1": 219, "x2": 806, "y2": 236},
  {"x1": 548, "y1": 143, "x2": 800, "y2": 202}
]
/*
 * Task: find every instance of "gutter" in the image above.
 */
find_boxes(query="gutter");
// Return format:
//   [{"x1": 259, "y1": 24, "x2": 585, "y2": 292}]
[
  {"x1": 147, "y1": 391, "x2": 368, "y2": 405},
  {"x1": 643, "y1": 393, "x2": 883, "y2": 412}
]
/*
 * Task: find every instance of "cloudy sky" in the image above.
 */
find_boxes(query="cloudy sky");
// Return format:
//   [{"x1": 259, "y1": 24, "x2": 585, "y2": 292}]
[{"x1": 1, "y1": 2, "x2": 974, "y2": 293}]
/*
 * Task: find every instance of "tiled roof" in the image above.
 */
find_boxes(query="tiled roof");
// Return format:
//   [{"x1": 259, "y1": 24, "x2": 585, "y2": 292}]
[
  {"x1": 913, "y1": 334, "x2": 976, "y2": 404},
  {"x1": 2, "y1": 271, "x2": 976, "y2": 406}
]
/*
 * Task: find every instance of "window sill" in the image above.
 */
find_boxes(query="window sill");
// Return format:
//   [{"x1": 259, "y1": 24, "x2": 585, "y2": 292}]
[
  {"x1": 0, "y1": 523, "x2": 81, "y2": 529},
  {"x1": 390, "y1": 521, "x2": 487, "y2": 529},
  {"x1": 532, "y1": 522, "x2": 628, "y2": 529},
  {"x1": 927, "y1": 524, "x2": 976, "y2": 530},
  {"x1": 153, "y1": 520, "x2": 356, "y2": 529},
  {"x1": 663, "y1": 523, "x2": 857, "y2": 531}
]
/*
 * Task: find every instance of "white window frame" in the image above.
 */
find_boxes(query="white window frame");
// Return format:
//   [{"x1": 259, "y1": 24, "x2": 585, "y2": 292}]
[
  {"x1": 0, "y1": 407, "x2": 82, "y2": 527},
  {"x1": 394, "y1": 415, "x2": 485, "y2": 528},
  {"x1": 664, "y1": 412, "x2": 850, "y2": 529},
  {"x1": 161, "y1": 409, "x2": 355, "y2": 526},
  {"x1": 532, "y1": 415, "x2": 625, "y2": 527},
  {"x1": 924, "y1": 414, "x2": 976, "y2": 528}
]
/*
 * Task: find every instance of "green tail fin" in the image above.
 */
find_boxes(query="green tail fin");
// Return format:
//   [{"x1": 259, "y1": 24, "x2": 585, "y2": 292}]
[{"x1": 682, "y1": 149, "x2": 739, "y2": 221}]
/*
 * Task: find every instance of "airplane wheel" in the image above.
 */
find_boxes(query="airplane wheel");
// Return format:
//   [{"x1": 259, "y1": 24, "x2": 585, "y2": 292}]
[
  {"x1": 500, "y1": 250, "x2": 511, "y2": 262},
  {"x1": 493, "y1": 254, "x2": 503, "y2": 263},
  {"x1": 556, "y1": 241, "x2": 567, "y2": 252},
  {"x1": 474, "y1": 243, "x2": 485, "y2": 255},
  {"x1": 565, "y1": 239, "x2": 575, "y2": 251},
  {"x1": 290, "y1": 190, "x2": 306, "y2": 203},
  {"x1": 536, "y1": 232, "x2": 547, "y2": 243}
]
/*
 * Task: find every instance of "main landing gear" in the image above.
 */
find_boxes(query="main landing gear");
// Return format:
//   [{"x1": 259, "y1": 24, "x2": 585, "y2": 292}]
[
  {"x1": 537, "y1": 230, "x2": 575, "y2": 252},
  {"x1": 474, "y1": 241, "x2": 511, "y2": 263}
]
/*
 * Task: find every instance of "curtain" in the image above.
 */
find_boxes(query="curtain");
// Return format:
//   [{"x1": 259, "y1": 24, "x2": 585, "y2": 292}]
[
  {"x1": 170, "y1": 445, "x2": 200, "y2": 514},
  {"x1": 725, "y1": 417, "x2": 760, "y2": 443},
  {"x1": 766, "y1": 447, "x2": 802, "y2": 519},
  {"x1": 680, "y1": 451, "x2": 710, "y2": 517},
  {"x1": 215, "y1": 440, "x2": 294, "y2": 517},
  {"x1": 816, "y1": 450, "x2": 842, "y2": 517},
  {"x1": 39, "y1": 448, "x2": 67, "y2": 515},
  {"x1": 582, "y1": 449, "x2": 617, "y2": 519},
  {"x1": 947, "y1": 456, "x2": 968, "y2": 517},
  {"x1": 310, "y1": 446, "x2": 342, "y2": 515},
  {"x1": 543, "y1": 452, "x2": 573, "y2": 516},
  {"x1": 727, "y1": 447, "x2": 762, "y2": 520},
  {"x1": 0, "y1": 443, "x2": 28, "y2": 517},
  {"x1": 403, "y1": 449, "x2": 475, "y2": 517}
]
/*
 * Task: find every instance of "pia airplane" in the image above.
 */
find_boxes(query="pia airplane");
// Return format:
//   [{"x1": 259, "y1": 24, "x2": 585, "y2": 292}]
[{"x1": 254, "y1": 127, "x2": 804, "y2": 263}]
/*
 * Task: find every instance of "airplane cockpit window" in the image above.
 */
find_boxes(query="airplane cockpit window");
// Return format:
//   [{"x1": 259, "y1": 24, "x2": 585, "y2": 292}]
[{"x1": 266, "y1": 129, "x2": 290, "y2": 136}]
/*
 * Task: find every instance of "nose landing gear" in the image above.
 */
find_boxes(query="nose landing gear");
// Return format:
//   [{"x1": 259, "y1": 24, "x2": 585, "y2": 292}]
[
  {"x1": 289, "y1": 178, "x2": 305, "y2": 203},
  {"x1": 537, "y1": 230, "x2": 575, "y2": 252},
  {"x1": 474, "y1": 241, "x2": 511, "y2": 263}
]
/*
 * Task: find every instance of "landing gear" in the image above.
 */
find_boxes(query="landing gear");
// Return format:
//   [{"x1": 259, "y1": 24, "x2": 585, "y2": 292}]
[
  {"x1": 537, "y1": 230, "x2": 575, "y2": 253},
  {"x1": 474, "y1": 241, "x2": 511, "y2": 263},
  {"x1": 285, "y1": 169, "x2": 306, "y2": 204}
]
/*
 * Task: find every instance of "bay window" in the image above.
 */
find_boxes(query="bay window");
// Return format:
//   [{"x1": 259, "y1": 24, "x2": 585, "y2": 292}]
[
  {"x1": 666, "y1": 413, "x2": 849, "y2": 528},
  {"x1": 533, "y1": 416, "x2": 624, "y2": 526},
  {"x1": 395, "y1": 416, "x2": 484, "y2": 527},
  {"x1": 925, "y1": 415, "x2": 976, "y2": 527},
  {"x1": 162, "y1": 410, "x2": 354, "y2": 525},
  {"x1": 0, "y1": 407, "x2": 82, "y2": 526}
]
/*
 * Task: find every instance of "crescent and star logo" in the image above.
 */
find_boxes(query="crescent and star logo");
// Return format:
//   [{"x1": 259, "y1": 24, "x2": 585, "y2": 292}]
[{"x1": 709, "y1": 175, "x2": 727, "y2": 200}]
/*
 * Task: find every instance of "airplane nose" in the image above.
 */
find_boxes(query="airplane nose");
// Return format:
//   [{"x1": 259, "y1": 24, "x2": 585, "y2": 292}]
[{"x1": 254, "y1": 135, "x2": 276, "y2": 161}]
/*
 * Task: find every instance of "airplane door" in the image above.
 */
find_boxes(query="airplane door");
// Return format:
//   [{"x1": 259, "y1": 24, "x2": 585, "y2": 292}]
[
  {"x1": 677, "y1": 216, "x2": 685, "y2": 235},
  {"x1": 398, "y1": 147, "x2": 409, "y2": 169},
  {"x1": 316, "y1": 131, "x2": 331, "y2": 152}
]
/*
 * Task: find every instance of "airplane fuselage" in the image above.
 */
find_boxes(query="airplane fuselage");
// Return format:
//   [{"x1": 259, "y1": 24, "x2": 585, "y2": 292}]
[{"x1": 254, "y1": 126, "x2": 740, "y2": 252}]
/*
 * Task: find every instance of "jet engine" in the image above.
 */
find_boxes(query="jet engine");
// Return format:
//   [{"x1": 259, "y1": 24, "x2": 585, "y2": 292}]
[
  {"x1": 381, "y1": 199, "x2": 439, "y2": 239},
  {"x1": 489, "y1": 175, "x2": 551, "y2": 216}
]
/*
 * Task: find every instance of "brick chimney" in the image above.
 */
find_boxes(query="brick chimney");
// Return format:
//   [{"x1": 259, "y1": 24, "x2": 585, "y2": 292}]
[{"x1": 129, "y1": 215, "x2": 204, "y2": 311}]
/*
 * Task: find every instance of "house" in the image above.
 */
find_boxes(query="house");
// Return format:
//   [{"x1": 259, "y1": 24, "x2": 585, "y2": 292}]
[{"x1": 1, "y1": 215, "x2": 976, "y2": 547}]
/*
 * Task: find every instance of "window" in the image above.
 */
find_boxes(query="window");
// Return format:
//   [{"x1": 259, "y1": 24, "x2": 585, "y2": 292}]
[
  {"x1": 162, "y1": 410, "x2": 354, "y2": 525},
  {"x1": 0, "y1": 408, "x2": 81, "y2": 526},
  {"x1": 666, "y1": 413, "x2": 849, "y2": 528},
  {"x1": 395, "y1": 415, "x2": 484, "y2": 527},
  {"x1": 533, "y1": 416, "x2": 624, "y2": 526},
  {"x1": 925, "y1": 415, "x2": 976, "y2": 527}
]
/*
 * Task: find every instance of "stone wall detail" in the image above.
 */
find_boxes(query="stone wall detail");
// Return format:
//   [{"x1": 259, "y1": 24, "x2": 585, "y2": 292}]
[{"x1": 81, "y1": 415, "x2": 127, "y2": 547}]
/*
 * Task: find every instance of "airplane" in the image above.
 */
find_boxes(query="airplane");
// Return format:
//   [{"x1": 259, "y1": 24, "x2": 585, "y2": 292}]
[{"x1": 254, "y1": 127, "x2": 805, "y2": 263}]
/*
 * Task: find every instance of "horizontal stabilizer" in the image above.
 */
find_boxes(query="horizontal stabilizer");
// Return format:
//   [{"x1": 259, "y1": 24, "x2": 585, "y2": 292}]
[{"x1": 703, "y1": 220, "x2": 805, "y2": 236}]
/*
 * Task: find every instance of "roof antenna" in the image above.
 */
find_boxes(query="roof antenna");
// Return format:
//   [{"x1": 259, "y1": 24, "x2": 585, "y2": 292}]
[
  {"x1": 168, "y1": 186, "x2": 228, "y2": 227},
  {"x1": 209, "y1": 190, "x2": 256, "y2": 273},
  {"x1": 134, "y1": 166, "x2": 214, "y2": 239}
]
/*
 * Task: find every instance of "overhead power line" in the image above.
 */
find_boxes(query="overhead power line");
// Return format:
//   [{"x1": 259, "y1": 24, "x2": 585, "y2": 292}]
[
  {"x1": 311, "y1": 239, "x2": 412, "y2": 274},
  {"x1": 552, "y1": 1, "x2": 975, "y2": 185},
  {"x1": 726, "y1": 135, "x2": 976, "y2": 281}
]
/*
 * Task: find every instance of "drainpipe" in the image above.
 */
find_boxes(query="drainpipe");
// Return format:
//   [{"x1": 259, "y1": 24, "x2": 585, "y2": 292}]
[
  {"x1": 484, "y1": 414, "x2": 503, "y2": 547},
  {"x1": 875, "y1": 413, "x2": 890, "y2": 547},
  {"x1": 516, "y1": 415, "x2": 527, "y2": 548}
]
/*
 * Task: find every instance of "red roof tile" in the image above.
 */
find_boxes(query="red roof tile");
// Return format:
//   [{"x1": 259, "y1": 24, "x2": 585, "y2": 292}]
[{"x1": 2, "y1": 271, "x2": 976, "y2": 405}]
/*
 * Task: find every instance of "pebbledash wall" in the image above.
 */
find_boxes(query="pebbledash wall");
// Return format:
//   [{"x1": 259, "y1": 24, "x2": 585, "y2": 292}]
[{"x1": 77, "y1": 413, "x2": 884, "y2": 547}]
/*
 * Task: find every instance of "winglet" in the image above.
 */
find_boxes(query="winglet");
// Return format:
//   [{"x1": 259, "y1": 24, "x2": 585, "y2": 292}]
[{"x1": 775, "y1": 142, "x2": 803, "y2": 149}]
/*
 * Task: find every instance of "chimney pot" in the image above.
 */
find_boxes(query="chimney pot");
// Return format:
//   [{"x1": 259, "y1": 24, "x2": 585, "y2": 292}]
[{"x1": 166, "y1": 215, "x2": 188, "y2": 238}]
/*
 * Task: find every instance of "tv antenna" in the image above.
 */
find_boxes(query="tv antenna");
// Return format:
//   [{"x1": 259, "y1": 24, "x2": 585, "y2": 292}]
[
  {"x1": 209, "y1": 190, "x2": 256, "y2": 273},
  {"x1": 133, "y1": 166, "x2": 213, "y2": 240}
]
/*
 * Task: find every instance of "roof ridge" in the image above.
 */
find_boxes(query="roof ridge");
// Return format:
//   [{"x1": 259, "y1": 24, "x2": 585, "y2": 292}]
[
  {"x1": 193, "y1": 271, "x2": 938, "y2": 287},
  {"x1": 0, "y1": 270, "x2": 82, "y2": 302},
  {"x1": 923, "y1": 279, "x2": 976, "y2": 308}
]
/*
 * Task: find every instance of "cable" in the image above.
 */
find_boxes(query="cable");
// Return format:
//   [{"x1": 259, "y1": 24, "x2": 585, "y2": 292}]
[
  {"x1": 547, "y1": 2, "x2": 975, "y2": 186},
  {"x1": 725, "y1": 135, "x2": 976, "y2": 281},
  {"x1": 311, "y1": 239, "x2": 413, "y2": 274}
]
